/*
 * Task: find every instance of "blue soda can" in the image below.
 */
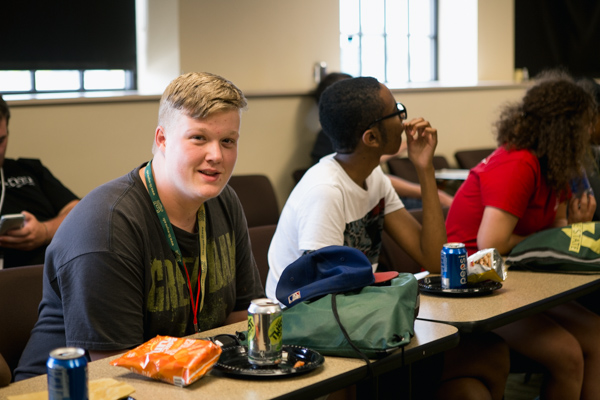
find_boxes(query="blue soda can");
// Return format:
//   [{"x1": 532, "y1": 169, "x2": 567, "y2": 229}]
[
  {"x1": 47, "y1": 347, "x2": 88, "y2": 400},
  {"x1": 441, "y1": 243, "x2": 468, "y2": 289}
]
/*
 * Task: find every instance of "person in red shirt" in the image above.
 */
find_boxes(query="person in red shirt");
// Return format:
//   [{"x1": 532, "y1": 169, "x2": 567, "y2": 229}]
[{"x1": 446, "y1": 70, "x2": 600, "y2": 399}]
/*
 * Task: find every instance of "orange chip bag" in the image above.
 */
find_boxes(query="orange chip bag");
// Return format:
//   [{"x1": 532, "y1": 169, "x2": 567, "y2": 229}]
[{"x1": 110, "y1": 335, "x2": 222, "y2": 387}]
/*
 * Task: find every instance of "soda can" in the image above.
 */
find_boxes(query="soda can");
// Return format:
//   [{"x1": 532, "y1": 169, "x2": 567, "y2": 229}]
[
  {"x1": 47, "y1": 347, "x2": 88, "y2": 400},
  {"x1": 247, "y1": 298, "x2": 283, "y2": 365},
  {"x1": 441, "y1": 243, "x2": 468, "y2": 289}
]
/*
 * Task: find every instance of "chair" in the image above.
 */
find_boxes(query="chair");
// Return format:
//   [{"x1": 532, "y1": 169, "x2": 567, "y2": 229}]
[
  {"x1": 248, "y1": 224, "x2": 277, "y2": 288},
  {"x1": 0, "y1": 264, "x2": 44, "y2": 379},
  {"x1": 454, "y1": 148, "x2": 495, "y2": 170},
  {"x1": 228, "y1": 175, "x2": 279, "y2": 228},
  {"x1": 378, "y1": 207, "x2": 449, "y2": 274},
  {"x1": 387, "y1": 156, "x2": 451, "y2": 183},
  {"x1": 292, "y1": 168, "x2": 309, "y2": 184}
]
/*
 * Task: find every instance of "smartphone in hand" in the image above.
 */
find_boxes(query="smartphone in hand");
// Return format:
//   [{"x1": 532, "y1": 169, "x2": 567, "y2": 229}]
[
  {"x1": 570, "y1": 172, "x2": 594, "y2": 198},
  {"x1": 0, "y1": 213, "x2": 25, "y2": 235}
]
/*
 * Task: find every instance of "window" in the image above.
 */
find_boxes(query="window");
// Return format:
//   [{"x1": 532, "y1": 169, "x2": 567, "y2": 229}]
[
  {"x1": 340, "y1": 0, "x2": 438, "y2": 85},
  {"x1": 0, "y1": 0, "x2": 136, "y2": 94}
]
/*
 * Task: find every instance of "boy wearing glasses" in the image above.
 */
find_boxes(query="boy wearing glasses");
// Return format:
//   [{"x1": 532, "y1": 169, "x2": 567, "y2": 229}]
[
  {"x1": 265, "y1": 77, "x2": 510, "y2": 400},
  {"x1": 266, "y1": 76, "x2": 446, "y2": 295}
]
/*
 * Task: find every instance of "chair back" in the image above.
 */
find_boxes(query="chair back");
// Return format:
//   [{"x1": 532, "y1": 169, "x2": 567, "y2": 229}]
[
  {"x1": 292, "y1": 168, "x2": 309, "y2": 184},
  {"x1": 454, "y1": 148, "x2": 495, "y2": 169},
  {"x1": 228, "y1": 175, "x2": 279, "y2": 228},
  {"x1": 387, "y1": 156, "x2": 450, "y2": 183},
  {"x1": 378, "y1": 207, "x2": 449, "y2": 274},
  {"x1": 0, "y1": 264, "x2": 44, "y2": 377},
  {"x1": 248, "y1": 224, "x2": 277, "y2": 288}
]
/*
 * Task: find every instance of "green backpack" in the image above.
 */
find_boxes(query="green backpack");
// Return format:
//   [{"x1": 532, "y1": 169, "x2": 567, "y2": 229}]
[
  {"x1": 281, "y1": 274, "x2": 419, "y2": 359},
  {"x1": 506, "y1": 222, "x2": 600, "y2": 272}
]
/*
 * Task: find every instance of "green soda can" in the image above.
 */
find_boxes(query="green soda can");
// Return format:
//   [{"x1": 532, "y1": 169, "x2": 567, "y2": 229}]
[{"x1": 247, "y1": 298, "x2": 283, "y2": 365}]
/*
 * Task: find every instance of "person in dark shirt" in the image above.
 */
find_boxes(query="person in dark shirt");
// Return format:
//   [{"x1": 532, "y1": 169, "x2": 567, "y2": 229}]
[
  {"x1": 0, "y1": 95, "x2": 79, "y2": 268},
  {"x1": 15, "y1": 72, "x2": 264, "y2": 380}
]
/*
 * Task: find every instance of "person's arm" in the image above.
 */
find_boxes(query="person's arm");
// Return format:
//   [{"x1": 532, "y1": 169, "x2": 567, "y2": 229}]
[
  {"x1": 384, "y1": 118, "x2": 447, "y2": 272},
  {"x1": 477, "y1": 206, "x2": 525, "y2": 255},
  {"x1": 0, "y1": 199, "x2": 79, "y2": 251},
  {"x1": 224, "y1": 310, "x2": 247, "y2": 325},
  {"x1": 387, "y1": 174, "x2": 453, "y2": 207},
  {"x1": 384, "y1": 207, "x2": 445, "y2": 273}
]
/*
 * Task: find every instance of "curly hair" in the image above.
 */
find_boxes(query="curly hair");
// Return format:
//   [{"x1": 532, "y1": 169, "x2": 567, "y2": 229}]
[
  {"x1": 494, "y1": 70, "x2": 595, "y2": 192},
  {"x1": 318, "y1": 77, "x2": 384, "y2": 153}
]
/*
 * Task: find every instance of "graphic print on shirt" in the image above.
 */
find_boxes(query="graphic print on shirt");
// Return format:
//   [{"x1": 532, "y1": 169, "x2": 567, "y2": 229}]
[
  {"x1": 343, "y1": 198, "x2": 385, "y2": 264},
  {"x1": 6, "y1": 175, "x2": 35, "y2": 189},
  {"x1": 146, "y1": 231, "x2": 236, "y2": 335}
]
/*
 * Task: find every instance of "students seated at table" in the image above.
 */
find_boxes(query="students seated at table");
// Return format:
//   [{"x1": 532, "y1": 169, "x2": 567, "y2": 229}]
[
  {"x1": 267, "y1": 76, "x2": 509, "y2": 400},
  {"x1": 310, "y1": 72, "x2": 453, "y2": 209},
  {"x1": 14, "y1": 72, "x2": 264, "y2": 380},
  {"x1": 0, "y1": 95, "x2": 79, "y2": 268},
  {"x1": 446, "y1": 70, "x2": 600, "y2": 399}
]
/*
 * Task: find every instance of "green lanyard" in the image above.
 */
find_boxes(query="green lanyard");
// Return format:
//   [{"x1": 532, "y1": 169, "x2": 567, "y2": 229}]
[{"x1": 144, "y1": 161, "x2": 208, "y2": 333}]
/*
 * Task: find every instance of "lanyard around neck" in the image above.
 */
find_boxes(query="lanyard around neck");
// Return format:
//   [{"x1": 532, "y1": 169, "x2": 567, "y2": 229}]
[{"x1": 144, "y1": 161, "x2": 208, "y2": 333}]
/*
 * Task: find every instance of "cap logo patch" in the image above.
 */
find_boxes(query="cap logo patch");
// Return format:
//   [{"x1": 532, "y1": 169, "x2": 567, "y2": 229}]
[{"x1": 288, "y1": 291, "x2": 301, "y2": 304}]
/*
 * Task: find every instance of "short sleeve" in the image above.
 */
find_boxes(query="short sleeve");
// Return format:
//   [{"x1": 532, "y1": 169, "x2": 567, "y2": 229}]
[{"x1": 480, "y1": 157, "x2": 537, "y2": 218}]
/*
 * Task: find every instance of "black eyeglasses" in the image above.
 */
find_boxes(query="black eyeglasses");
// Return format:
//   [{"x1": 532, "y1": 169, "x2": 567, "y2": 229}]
[{"x1": 367, "y1": 102, "x2": 408, "y2": 129}]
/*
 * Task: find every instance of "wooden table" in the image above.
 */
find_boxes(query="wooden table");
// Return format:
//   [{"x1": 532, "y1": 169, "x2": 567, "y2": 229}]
[
  {"x1": 417, "y1": 270, "x2": 600, "y2": 333},
  {"x1": 0, "y1": 320, "x2": 458, "y2": 400}
]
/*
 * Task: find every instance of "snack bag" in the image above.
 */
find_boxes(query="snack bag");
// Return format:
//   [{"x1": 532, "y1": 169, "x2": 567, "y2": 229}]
[
  {"x1": 110, "y1": 335, "x2": 222, "y2": 387},
  {"x1": 467, "y1": 248, "x2": 507, "y2": 284}
]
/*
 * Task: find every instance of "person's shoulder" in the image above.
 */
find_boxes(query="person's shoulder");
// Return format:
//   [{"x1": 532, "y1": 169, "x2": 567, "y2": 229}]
[
  {"x1": 7, "y1": 158, "x2": 44, "y2": 171},
  {"x1": 81, "y1": 166, "x2": 144, "y2": 207},
  {"x1": 301, "y1": 156, "x2": 343, "y2": 183},
  {"x1": 479, "y1": 147, "x2": 537, "y2": 171}
]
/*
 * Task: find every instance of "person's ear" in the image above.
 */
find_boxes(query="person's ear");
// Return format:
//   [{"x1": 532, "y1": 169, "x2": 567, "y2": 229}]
[
  {"x1": 155, "y1": 126, "x2": 167, "y2": 153},
  {"x1": 362, "y1": 127, "x2": 382, "y2": 148}
]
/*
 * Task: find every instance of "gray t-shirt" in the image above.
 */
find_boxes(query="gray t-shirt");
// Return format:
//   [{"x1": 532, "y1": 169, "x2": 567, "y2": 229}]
[{"x1": 15, "y1": 164, "x2": 264, "y2": 380}]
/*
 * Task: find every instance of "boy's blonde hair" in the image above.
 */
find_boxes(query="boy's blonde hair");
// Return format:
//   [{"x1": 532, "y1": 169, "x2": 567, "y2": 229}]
[{"x1": 154, "y1": 72, "x2": 247, "y2": 153}]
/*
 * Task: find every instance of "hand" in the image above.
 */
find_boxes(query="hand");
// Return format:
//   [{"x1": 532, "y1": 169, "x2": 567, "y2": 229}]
[
  {"x1": 404, "y1": 118, "x2": 438, "y2": 170},
  {"x1": 568, "y1": 191, "x2": 597, "y2": 224},
  {"x1": 0, "y1": 211, "x2": 49, "y2": 251}
]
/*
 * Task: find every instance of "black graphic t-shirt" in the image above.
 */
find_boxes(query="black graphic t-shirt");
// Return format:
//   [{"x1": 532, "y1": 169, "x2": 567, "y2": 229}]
[
  {"x1": 1, "y1": 158, "x2": 79, "y2": 268},
  {"x1": 15, "y1": 164, "x2": 264, "y2": 380}
]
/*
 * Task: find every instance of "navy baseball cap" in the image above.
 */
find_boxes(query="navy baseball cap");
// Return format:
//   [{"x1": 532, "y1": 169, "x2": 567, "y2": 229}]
[{"x1": 275, "y1": 245, "x2": 398, "y2": 308}]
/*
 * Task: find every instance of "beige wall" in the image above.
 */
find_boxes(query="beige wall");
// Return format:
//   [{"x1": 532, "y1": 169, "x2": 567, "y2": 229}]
[
  {"x1": 179, "y1": 0, "x2": 341, "y2": 93},
  {"x1": 6, "y1": 0, "x2": 522, "y2": 209}
]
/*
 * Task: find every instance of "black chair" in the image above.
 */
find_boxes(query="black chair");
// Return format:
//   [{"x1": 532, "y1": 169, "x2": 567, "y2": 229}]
[
  {"x1": 228, "y1": 175, "x2": 279, "y2": 228},
  {"x1": 378, "y1": 207, "x2": 449, "y2": 274},
  {"x1": 0, "y1": 264, "x2": 44, "y2": 380},
  {"x1": 292, "y1": 168, "x2": 309, "y2": 184},
  {"x1": 454, "y1": 148, "x2": 495, "y2": 170},
  {"x1": 248, "y1": 224, "x2": 277, "y2": 288},
  {"x1": 387, "y1": 156, "x2": 451, "y2": 183}
]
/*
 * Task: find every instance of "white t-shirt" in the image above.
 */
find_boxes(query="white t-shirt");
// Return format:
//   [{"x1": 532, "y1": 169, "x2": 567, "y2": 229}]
[{"x1": 265, "y1": 155, "x2": 404, "y2": 300}]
